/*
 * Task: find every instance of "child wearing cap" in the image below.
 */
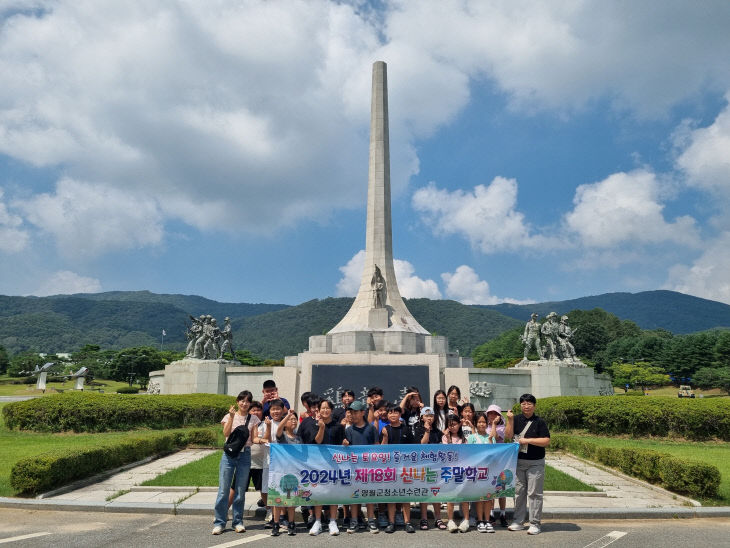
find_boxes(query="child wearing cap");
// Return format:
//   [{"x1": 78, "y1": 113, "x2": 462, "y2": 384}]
[
  {"x1": 415, "y1": 406, "x2": 444, "y2": 530},
  {"x1": 344, "y1": 400, "x2": 379, "y2": 533}
]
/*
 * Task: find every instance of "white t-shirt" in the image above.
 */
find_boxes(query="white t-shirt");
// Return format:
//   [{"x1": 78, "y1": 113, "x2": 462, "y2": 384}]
[{"x1": 257, "y1": 419, "x2": 282, "y2": 467}]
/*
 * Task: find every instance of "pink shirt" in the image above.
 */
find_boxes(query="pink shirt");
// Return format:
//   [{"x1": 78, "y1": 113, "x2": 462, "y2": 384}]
[
  {"x1": 442, "y1": 433, "x2": 466, "y2": 444},
  {"x1": 221, "y1": 412, "x2": 261, "y2": 448}
]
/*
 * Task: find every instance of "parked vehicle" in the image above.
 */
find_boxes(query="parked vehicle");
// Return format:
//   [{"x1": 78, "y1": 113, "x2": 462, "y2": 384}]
[{"x1": 678, "y1": 385, "x2": 695, "y2": 398}]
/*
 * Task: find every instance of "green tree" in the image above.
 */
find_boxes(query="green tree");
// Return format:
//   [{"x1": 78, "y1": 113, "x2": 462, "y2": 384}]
[
  {"x1": 472, "y1": 326, "x2": 523, "y2": 366},
  {"x1": 70, "y1": 344, "x2": 117, "y2": 379},
  {"x1": 714, "y1": 331, "x2": 730, "y2": 368},
  {"x1": 111, "y1": 347, "x2": 167, "y2": 386},
  {"x1": 0, "y1": 345, "x2": 9, "y2": 374},
  {"x1": 279, "y1": 474, "x2": 299, "y2": 498},
  {"x1": 7, "y1": 351, "x2": 47, "y2": 377},
  {"x1": 693, "y1": 367, "x2": 730, "y2": 394},
  {"x1": 609, "y1": 361, "x2": 671, "y2": 389},
  {"x1": 233, "y1": 349, "x2": 265, "y2": 366}
]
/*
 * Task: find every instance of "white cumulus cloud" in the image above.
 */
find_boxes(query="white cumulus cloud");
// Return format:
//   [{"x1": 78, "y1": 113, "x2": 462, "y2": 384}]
[
  {"x1": 14, "y1": 178, "x2": 164, "y2": 258},
  {"x1": 441, "y1": 265, "x2": 534, "y2": 305},
  {"x1": 563, "y1": 170, "x2": 700, "y2": 248},
  {"x1": 31, "y1": 270, "x2": 102, "y2": 296},
  {"x1": 336, "y1": 250, "x2": 441, "y2": 299},
  {"x1": 665, "y1": 231, "x2": 730, "y2": 305},
  {"x1": 0, "y1": 188, "x2": 28, "y2": 253},
  {"x1": 412, "y1": 177, "x2": 555, "y2": 253},
  {"x1": 675, "y1": 97, "x2": 730, "y2": 220}
]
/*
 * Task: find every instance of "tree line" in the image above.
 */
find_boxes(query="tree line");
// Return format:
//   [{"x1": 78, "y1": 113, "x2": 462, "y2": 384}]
[{"x1": 0, "y1": 344, "x2": 280, "y2": 387}]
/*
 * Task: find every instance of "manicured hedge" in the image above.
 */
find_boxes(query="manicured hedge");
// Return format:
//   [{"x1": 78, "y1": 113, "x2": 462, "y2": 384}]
[
  {"x1": 10, "y1": 428, "x2": 216, "y2": 495},
  {"x1": 550, "y1": 434, "x2": 720, "y2": 499},
  {"x1": 528, "y1": 396, "x2": 730, "y2": 440},
  {"x1": 2, "y1": 392, "x2": 233, "y2": 432}
]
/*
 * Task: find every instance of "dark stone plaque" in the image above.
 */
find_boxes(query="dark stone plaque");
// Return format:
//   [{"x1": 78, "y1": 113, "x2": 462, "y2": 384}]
[{"x1": 310, "y1": 364, "x2": 430, "y2": 407}]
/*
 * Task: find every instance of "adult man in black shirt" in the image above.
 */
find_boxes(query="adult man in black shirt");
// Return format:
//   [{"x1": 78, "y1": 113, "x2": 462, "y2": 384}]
[{"x1": 505, "y1": 393, "x2": 550, "y2": 536}]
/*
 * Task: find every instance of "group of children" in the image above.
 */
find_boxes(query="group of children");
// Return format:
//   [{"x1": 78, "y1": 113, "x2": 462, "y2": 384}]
[{"x1": 216, "y1": 381, "x2": 513, "y2": 537}]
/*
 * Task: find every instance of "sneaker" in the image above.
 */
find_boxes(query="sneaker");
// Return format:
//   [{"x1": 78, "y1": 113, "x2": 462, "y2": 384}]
[
  {"x1": 347, "y1": 520, "x2": 357, "y2": 534},
  {"x1": 385, "y1": 522, "x2": 395, "y2": 534},
  {"x1": 458, "y1": 519, "x2": 469, "y2": 533},
  {"x1": 343, "y1": 517, "x2": 351, "y2": 529},
  {"x1": 486, "y1": 521, "x2": 495, "y2": 533},
  {"x1": 211, "y1": 525, "x2": 224, "y2": 535},
  {"x1": 394, "y1": 512, "x2": 405, "y2": 526},
  {"x1": 309, "y1": 520, "x2": 322, "y2": 536},
  {"x1": 405, "y1": 522, "x2": 415, "y2": 533},
  {"x1": 469, "y1": 517, "x2": 477, "y2": 528},
  {"x1": 508, "y1": 522, "x2": 526, "y2": 531},
  {"x1": 500, "y1": 515, "x2": 508, "y2": 527},
  {"x1": 447, "y1": 519, "x2": 458, "y2": 533},
  {"x1": 288, "y1": 522, "x2": 296, "y2": 536},
  {"x1": 527, "y1": 524, "x2": 541, "y2": 535},
  {"x1": 377, "y1": 514, "x2": 388, "y2": 528},
  {"x1": 234, "y1": 524, "x2": 246, "y2": 533},
  {"x1": 368, "y1": 519, "x2": 379, "y2": 534},
  {"x1": 477, "y1": 521, "x2": 487, "y2": 533},
  {"x1": 329, "y1": 520, "x2": 340, "y2": 536},
  {"x1": 271, "y1": 524, "x2": 280, "y2": 537}
]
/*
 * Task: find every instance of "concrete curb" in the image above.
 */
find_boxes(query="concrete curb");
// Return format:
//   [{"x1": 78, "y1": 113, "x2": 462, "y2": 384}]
[{"x1": 2, "y1": 496, "x2": 728, "y2": 519}]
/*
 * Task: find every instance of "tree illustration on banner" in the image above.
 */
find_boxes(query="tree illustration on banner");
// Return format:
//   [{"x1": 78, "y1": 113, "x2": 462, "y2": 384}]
[{"x1": 280, "y1": 474, "x2": 299, "y2": 499}]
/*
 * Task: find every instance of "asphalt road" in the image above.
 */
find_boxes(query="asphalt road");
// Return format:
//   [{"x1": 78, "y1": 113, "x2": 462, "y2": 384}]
[{"x1": 1, "y1": 510, "x2": 729, "y2": 548}]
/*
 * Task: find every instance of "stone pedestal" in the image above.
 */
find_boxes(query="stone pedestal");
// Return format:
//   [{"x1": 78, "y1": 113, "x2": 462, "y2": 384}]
[
  {"x1": 36, "y1": 372, "x2": 47, "y2": 391},
  {"x1": 368, "y1": 308, "x2": 389, "y2": 329},
  {"x1": 161, "y1": 359, "x2": 233, "y2": 395}
]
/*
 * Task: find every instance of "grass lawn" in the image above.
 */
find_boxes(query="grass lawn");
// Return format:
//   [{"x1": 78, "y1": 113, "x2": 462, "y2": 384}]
[
  {"x1": 0, "y1": 402, "x2": 220, "y2": 497},
  {"x1": 0, "y1": 378, "x2": 134, "y2": 397},
  {"x1": 612, "y1": 385, "x2": 728, "y2": 398},
  {"x1": 142, "y1": 450, "x2": 597, "y2": 492},
  {"x1": 565, "y1": 434, "x2": 730, "y2": 505}
]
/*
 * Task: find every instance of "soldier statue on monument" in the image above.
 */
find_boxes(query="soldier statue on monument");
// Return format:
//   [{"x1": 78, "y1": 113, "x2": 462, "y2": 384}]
[
  {"x1": 521, "y1": 313, "x2": 544, "y2": 360},
  {"x1": 540, "y1": 312, "x2": 561, "y2": 360},
  {"x1": 558, "y1": 315, "x2": 578, "y2": 363}
]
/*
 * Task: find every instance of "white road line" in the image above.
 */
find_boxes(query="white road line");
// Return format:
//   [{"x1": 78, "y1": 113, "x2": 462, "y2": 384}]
[
  {"x1": 584, "y1": 530, "x2": 628, "y2": 548},
  {"x1": 0, "y1": 532, "x2": 52, "y2": 545},
  {"x1": 208, "y1": 533, "x2": 270, "y2": 548}
]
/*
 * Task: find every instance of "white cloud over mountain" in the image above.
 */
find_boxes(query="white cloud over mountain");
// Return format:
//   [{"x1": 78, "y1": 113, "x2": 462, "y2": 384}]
[
  {"x1": 32, "y1": 270, "x2": 102, "y2": 297},
  {"x1": 442, "y1": 265, "x2": 534, "y2": 305}
]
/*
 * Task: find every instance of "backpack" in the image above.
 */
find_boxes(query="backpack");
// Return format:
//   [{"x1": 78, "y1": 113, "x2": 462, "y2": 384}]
[{"x1": 223, "y1": 415, "x2": 251, "y2": 458}]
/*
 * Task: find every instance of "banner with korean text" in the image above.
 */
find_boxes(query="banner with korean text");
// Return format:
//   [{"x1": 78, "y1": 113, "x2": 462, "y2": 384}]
[{"x1": 268, "y1": 443, "x2": 518, "y2": 506}]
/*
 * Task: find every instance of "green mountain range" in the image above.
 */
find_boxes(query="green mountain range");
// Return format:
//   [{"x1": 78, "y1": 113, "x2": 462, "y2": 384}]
[
  {"x1": 1, "y1": 290, "x2": 728, "y2": 358},
  {"x1": 481, "y1": 290, "x2": 730, "y2": 334}
]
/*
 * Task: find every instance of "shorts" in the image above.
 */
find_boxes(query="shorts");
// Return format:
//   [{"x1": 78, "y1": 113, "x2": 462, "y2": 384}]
[{"x1": 249, "y1": 468, "x2": 263, "y2": 491}]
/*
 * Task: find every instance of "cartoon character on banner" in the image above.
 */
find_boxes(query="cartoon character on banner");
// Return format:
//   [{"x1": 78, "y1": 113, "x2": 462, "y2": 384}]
[{"x1": 493, "y1": 469, "x2": 514, "y2": 493}]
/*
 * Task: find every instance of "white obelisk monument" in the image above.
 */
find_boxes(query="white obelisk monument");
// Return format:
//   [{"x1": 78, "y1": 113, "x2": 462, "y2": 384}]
[{"x1": 286, "y1": 62, "x2": 471, "y2": 403}]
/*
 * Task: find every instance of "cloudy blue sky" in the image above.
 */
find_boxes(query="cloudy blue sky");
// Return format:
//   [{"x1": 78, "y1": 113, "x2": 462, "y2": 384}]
[{"x1": 1, "y1": 1, "x2": 729, "y2": 307}]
